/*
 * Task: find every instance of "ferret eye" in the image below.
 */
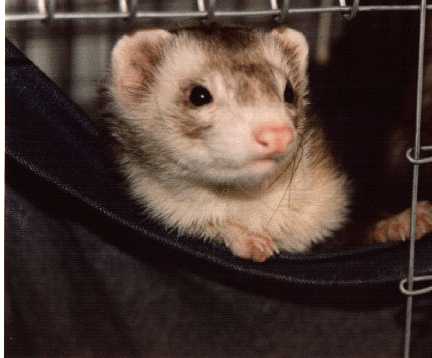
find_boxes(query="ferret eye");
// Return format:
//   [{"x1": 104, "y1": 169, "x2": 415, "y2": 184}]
[
  {"x1": 189, "y1": 85, "x2": 213, "y2": 107},
  {"x1": 284, "y1": 82, "x2": 295, "y2": 104}
]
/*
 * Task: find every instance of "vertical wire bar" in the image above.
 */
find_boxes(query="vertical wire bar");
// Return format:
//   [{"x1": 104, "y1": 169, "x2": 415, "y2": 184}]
[
  {"x1": 316, "y1": 0, "x2": 334, "y2": 65},
  {"x1": 37, "y1": 0, "x2": 55, "y2": 22},
  {"x1": 128, "y1": 0, "x2": 138, "y2": 19},
  {"x1": 403, "y1": 1, "x2": 427, "y2": 357},
  {"x1": 119, "y1": 0, "x2": 127, "y2": 13},
  {"x1": 197, "y1": 0, "x2": 205, "y2": 12},
  {"x1": 339, "y1": 0, "x2": 360, "y2": 20},
  {"x1": 269, "y1": 0, "x2": 278, "y2": 11},
  {"x1": 119, "y1": 0, "x2": 137, "y2": 19},
  {"x1": 280, "y1": 0, "x2": 291, "y2": 23},
  {"x1": 204, "y1": 0, "x2": 216, "y2": 22}
]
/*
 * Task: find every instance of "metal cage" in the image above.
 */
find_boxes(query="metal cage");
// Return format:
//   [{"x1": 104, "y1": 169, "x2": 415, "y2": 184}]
[{"x1": 5, "y1": 1, "x2": 432, "y2": 357}]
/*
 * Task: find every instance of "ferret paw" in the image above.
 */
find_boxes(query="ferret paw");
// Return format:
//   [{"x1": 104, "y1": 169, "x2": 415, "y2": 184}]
[
  {"x1": 370, "y1": 201, "x2": 432, "y2": 243},
  {"x1": 223, "y1": 225, "x2": 279, "y2": 262},
  {"x1": 230, "y1": 234, "x2": 279, "y2": 262}
]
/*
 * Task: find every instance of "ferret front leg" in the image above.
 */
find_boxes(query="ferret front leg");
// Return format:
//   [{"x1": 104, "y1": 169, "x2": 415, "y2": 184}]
[
  {"x1": 220, "y1": 222, "x2": 279, "y2": 262},
  {"x1": 369, "y1": 201, "x2": 432, "y2": 243}
]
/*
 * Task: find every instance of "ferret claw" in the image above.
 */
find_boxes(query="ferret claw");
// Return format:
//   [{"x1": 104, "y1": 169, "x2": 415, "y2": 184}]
[
  {"x1": 224, "y1": 226, "x2": 279, "y2": 262},
  {"x1": 370, "y1": 201, "x2": 432, "y2": 243}
]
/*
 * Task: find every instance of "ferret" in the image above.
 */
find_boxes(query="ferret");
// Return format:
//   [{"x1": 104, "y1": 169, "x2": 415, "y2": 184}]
[{"x1": 100, "y1": 26, "x2": 432, "y2": 262}]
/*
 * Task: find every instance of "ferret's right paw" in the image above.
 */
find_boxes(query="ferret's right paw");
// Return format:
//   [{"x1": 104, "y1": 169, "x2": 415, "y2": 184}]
[
  {"x1": 229, "y1": 234, "x2": 279, "y2": 262},
  {"x1": 223, "y1": 224, "x2": 279, "y2": 262}
]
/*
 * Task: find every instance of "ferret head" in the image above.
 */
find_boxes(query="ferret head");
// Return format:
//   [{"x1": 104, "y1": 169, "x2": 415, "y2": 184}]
[{"x1": 109, "y1": 26, "x2": 310, "y2": 189}]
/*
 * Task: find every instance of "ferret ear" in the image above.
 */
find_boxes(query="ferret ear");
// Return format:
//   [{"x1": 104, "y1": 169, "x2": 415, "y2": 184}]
[
  {"x1": 110, "y1": 29, "x2": 172, "y2": 108},
  {"x1": 271, "y1": 27, "x2": 309, "y2": 76}
]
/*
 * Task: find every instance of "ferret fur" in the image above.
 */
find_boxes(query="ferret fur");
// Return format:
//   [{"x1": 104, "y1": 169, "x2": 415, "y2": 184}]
[{"x1": 101, "y1": 26, "x2": 351, "y2": 262}]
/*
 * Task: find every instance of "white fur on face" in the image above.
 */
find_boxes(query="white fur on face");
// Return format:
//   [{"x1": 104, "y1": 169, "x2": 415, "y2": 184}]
[
  {"x1": 141, "y1": 36, "x2": 300, "y2": 187},
  {"x1": 185, "y1": 99, "x2": 298, "y2": 186}
]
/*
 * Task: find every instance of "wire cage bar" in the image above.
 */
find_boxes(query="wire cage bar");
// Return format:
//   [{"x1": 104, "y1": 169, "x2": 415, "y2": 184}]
[
  {"x1": 5, "y1": 1, "x2": 432, "y2": 358},
  {"x1": 5, "y1": 2, "x2": 432, "y2": 22},
  {"x1": 402, "y1": 1, "x2": 431, "y2": 357}
]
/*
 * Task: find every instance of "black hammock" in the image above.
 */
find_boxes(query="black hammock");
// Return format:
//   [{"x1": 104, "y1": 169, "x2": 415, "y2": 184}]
[{"x1": 6, "y1": 39, "x2": 432, "y2": 290}]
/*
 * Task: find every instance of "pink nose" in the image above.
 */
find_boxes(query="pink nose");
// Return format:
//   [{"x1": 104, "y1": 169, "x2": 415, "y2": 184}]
[{"x1": 253, "y1": 124, "x2": 294, "y2": 156}]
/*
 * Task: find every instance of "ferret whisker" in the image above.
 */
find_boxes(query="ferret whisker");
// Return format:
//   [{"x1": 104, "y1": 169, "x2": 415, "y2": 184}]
[{"x1": 265, "y1": 139, "x2": 304, "y2": 228}]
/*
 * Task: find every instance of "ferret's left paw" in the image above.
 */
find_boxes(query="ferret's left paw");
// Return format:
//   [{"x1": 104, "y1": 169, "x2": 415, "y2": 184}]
[{"x1": 370, "y1": 201, "x2": 432, "y2": 243}]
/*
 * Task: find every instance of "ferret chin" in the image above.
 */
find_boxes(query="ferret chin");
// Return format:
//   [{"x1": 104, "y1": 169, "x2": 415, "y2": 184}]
[{"x1": 101, "y1": 25, "x2": 352, "y2": 262}]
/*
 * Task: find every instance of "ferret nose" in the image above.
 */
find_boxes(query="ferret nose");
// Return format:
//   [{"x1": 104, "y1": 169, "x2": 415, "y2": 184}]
[{"x1": 253, "y1": 124, "x2": 294, "y2": 156}]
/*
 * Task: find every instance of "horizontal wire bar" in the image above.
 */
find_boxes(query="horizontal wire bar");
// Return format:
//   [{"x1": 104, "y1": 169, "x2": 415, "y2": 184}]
[
  {"x1": 5, "y1": 5, "x2": 432, "y2": 22},
  {"x1": 400, "y1": 275, "x2": 432, "y2": 296},
  {"x1": 406, "y1": 145, "x2": 432, "y2": 164}
]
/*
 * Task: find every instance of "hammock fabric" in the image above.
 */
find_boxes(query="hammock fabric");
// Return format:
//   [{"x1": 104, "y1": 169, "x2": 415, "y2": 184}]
[{"x1": 5, "y1": 39, "x2": 432, "y2": 357}]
